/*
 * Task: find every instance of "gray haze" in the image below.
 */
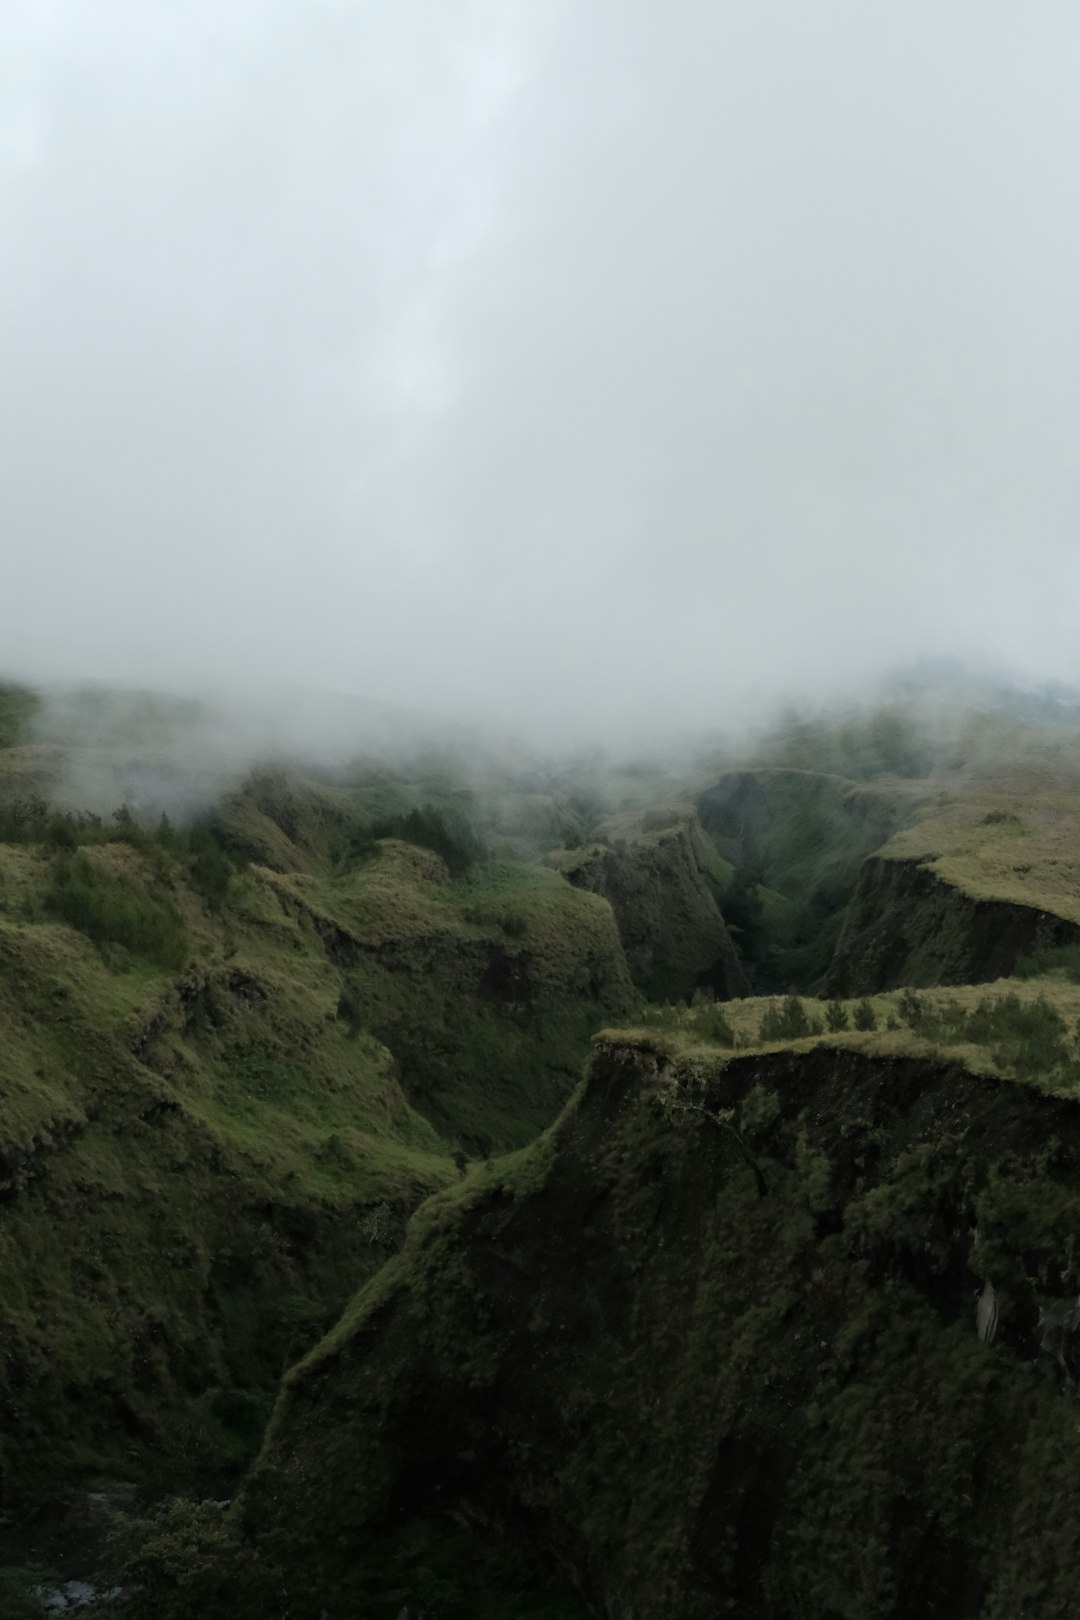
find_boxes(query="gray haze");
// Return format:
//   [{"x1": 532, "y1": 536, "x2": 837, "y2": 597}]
[{"x1": 4, "y1": 1, "x2": 1080, "y2": 742}]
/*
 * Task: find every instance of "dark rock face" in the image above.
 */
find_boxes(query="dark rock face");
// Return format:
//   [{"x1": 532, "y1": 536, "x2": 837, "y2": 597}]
[
  {"x1": 241, "y1": 1040, "x2": 1080, "y2": 1620},
  {"x1": 559, "y1": 813, "x2": 747, "y2": 1002},
  {"x1": 826, "y1": 855, "x2": 1080, "y2": 995}
]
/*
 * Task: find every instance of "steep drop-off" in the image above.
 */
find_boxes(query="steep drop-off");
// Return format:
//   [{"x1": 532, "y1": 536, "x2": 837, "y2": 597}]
[
  {"x1": 220, "y1": 1029, "x2": 1080, "y2": 1620},
  {"x1": 697, "y1": 769, "x2": 910, "y2": 990},
  {"x1": 549, "y1": 809, "x2": 746, "y2": 1002},
  {"x1": 827, "y1": 853, "x2": 1080, "y2": 996}
]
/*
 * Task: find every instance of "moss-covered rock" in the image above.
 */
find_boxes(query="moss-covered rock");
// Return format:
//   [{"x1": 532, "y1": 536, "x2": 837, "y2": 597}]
[
  {"x1": 0, "y1": 783, "x2": 632, "y2": 1508},
  {"x1": 235, "y1": 1035, "x2": 1080, "y2": 1619},
  {"x1": 827, "y1": 854, "x2": 1080, "y2": 996},
  {"x1": 550, "y1": 808, "x2": 747, "y2": 1002}
]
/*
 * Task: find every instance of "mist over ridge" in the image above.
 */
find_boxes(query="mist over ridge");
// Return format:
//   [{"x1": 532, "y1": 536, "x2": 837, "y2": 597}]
[{"x1": 4, "y1": 0, "x2": 1080, "y2": 734}]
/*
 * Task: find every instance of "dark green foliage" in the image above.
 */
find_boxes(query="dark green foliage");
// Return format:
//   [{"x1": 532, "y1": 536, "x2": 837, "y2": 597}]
[
  {"x1": 893, "y1": 989, "x2": 1075, "y2": 1082},
  {"x1": 99, "y1": 1499, "x2": 273, "y2": 1620},
  {"x1": 44, "y1": 814, "x2": 79, "y2": 851},
  {"x1": 371, "y1": 804, "x2": 485, "y2": 876},
  {"x1": 853, "y1": 997, "x2": 877, "y2": 1030},
  {"x1": 825, "y1": 998, "x2": 849, "y2": 1032},
  {"x1": 99, "y1": 1498, "x2": 588, "y2": 1620},
  {"x1": 45, "y1": 852, "x2": 188, "y2": 968},
  {"x1": 760, "y1": 995, "x2": 815, "y2": 1041},
  {"x1": 187, "y1": 824, "x2": 240, "y2": 910},
  {"x1": 717, "y1": 866, "x2": 765, "y2": 953},
  {"x1": 897, "y1": 986, "x2": 928, "y2": 1027},
  {"x1": 0, "y1": 797, "x2": 243, "y2": 921},
  {"x1": 1015, "y1": 942, "x2": 1080, "y2": 983},
  {"x1": 705, "y1": 1005, "x2": 737, "y2": 1045},
  {"x1": 969, "y1": 994, "x2": 1071, "y2": 1079},
  {"x1": 112, "y1": 804, "x2": 145, "y2": 847},
  {"x1": 0, "y1": 797, "x2": 68, "y2": 844}
]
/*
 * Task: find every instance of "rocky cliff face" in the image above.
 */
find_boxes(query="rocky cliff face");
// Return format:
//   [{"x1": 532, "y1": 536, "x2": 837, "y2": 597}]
[
  {"x1": 826, "y1": 853, "x2": 1080, "y2": 995},
  {"x1": 234, "y1": 1033, "x2": 1080, "y2": 1620},
  {"x1": 555, "y1": 811, "x2": 747, "y2": 1002}
]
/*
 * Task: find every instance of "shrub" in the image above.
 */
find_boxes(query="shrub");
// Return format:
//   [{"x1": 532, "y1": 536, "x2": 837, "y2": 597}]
[
  {"x1": 187, "y1": 824, "x2": 238, "y2": 910},
  {"x1": 1015, "y1": 943, "x2": 1080, "y2": 984},
  {"x1": 825, "y1": 999, "x2": 849, "y2": 1033},
  {"x1": 853, "y1": 999, "x2": 877, "y2": 1031},
  {"x1": 43, "y1": 814, "x2": 79, "y2": 851},
  {"x1": 760, "y1": 995, "x2": 814, "y2": 1041},
  {"x1": 967, "y1": 993, "x2": 1071, "y2": 1079},
  {"x1": 45, "y1": 853, "x2": 188, "y2": 969},
  {"x1": 371, "y1": 804, "x2": 485, "y2": 876},
  {"x1": 707, "y1": 1006, "x2": 737, "y2": 1046},
  {"x1": 100, "y1": 1498, "x2": 273, "y2": 1620}
]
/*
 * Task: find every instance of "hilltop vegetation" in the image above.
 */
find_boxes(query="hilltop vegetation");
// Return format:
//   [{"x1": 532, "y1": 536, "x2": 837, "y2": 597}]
[{"x1": 8, "y1": 678, "x2": 1080, "y2": 1614}]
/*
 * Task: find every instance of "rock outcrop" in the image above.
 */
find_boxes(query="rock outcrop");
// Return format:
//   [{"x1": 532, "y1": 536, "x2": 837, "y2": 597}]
[
  {"x1": 826, "y1": 853, "x2": 1080, "y2": 995},
  {"x1": 236, "y1": 1033, "x2": 1080, "y2": 1619},
  {"x1": 554, "y1": 810, "x2": 747, "y2": 1002}
]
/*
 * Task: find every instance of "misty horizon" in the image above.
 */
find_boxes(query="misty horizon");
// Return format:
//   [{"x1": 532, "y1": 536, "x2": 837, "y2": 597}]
[{"x1": 4, "y1": 2, "x2": 1080, "y2": 736}]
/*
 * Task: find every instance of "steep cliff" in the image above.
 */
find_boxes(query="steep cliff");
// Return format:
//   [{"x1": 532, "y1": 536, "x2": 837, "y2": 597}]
[
  {"x1": 220, "y1": 1026, "x2": 1080, "y2": 1620},
  {"x1": 826, "y1": 853, "x2": 1080, "y2": 995},
  {"x1": 551, "y1": 809, "x2": 747, "y2": 1002}
]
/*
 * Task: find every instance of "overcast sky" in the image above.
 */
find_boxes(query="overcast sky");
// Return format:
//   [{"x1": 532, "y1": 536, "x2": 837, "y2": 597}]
[{"x1": 3, "y1": 1, "x2": 1080, "y2": 740}]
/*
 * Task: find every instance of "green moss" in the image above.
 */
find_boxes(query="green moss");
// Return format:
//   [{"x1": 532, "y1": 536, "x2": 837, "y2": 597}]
[{"x1": 221, "y1": 1033, "x2": 1080, "y2": 1617}]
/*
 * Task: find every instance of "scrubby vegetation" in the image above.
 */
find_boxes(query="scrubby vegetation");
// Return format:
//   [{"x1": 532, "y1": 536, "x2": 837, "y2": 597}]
[
  {"x1": 44, "y1": 848, "x2": 189, "y2": 968},
  {"x1": 9, "y1": 681, "x2": 1080, "y2": 1614}
]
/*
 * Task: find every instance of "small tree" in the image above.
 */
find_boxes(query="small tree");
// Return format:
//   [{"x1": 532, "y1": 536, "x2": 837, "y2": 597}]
[
  {"x1": 760, "y1": 995, "x2": 812, "y2": 1042},
  {"x1": 825, "y1": 999, "x2": 849, "y2": 1033},
  {"x1": 853, "y1": 998, "x2": 877, "y2": 1032}
]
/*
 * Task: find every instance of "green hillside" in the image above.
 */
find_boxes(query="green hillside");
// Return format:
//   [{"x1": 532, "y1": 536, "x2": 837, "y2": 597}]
[{"x1": 7, "y1": 684, "x2": 1080, "y2": 1617}]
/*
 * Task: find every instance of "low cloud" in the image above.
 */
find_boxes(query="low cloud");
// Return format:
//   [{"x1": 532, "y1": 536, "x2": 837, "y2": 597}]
[{"x1": 3, "y1": 1, "x2": 1080, "y2": 742}]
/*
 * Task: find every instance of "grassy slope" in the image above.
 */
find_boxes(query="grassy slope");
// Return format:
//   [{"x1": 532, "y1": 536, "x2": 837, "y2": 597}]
[
  {"x1": 0, "y1": 837, "x2": 455, "y2": 1502},
  {"x1": 628, "y1": 978, "x2": 1080, "y2": 1089},
  {"x1": 0, "y1": 753, "x2": 631, "y2": 1506},
  {"x1": 881, "y1": 786, "x2": 1080, "y2": 921},
  {"x1": 264, "y1": 841, "x2": 633, "y2": 1149}
]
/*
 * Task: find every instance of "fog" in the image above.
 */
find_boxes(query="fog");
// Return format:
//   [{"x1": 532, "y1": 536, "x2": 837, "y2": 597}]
[{"x1": 4, "y1": 1, "x2": 1080, "y2": 744}]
